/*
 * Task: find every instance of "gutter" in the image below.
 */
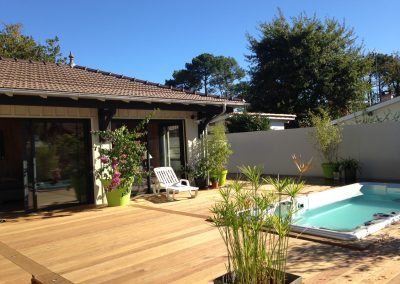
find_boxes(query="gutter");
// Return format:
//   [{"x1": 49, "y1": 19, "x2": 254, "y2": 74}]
[{"x1": 0, "y1": 88, "x2": 246, "y2": 108}]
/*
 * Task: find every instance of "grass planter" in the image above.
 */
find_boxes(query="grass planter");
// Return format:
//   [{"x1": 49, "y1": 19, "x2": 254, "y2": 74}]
[
  {"x1": 214, "y1": 270, "x2": 302, "y2": 284},
  {"x1": 211, "y1": 166, "x2": 304, "y2": 284}
]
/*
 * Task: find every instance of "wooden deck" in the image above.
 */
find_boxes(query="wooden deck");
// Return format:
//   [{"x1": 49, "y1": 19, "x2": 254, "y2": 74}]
[{"x1": 1, "y1": 186, "x2": 400, "y2": 283}]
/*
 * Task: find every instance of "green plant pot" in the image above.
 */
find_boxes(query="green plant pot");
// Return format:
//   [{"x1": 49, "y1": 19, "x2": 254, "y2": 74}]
[
  {"x1": 321, "y1": 163, "x2": 336, "y2": 179},
  {"x1": 219, "y1": 170, "x2": 228, "y2": 186},
  {"x1": 101, "y1": 179, "x2": 133, "y2": 207}
]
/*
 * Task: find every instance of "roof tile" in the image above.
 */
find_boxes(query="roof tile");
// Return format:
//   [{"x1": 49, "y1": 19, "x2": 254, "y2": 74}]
[{"x1": 0, "y1": 58, "x2": 245, "y2": 105}]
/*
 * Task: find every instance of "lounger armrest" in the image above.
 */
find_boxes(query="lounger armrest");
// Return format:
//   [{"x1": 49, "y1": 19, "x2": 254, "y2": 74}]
[{"x1": 179, "y1": 179, "x2": 190, "y2": 186}]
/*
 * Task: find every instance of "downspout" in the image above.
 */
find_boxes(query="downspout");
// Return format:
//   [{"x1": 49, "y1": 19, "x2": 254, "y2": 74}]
[{"x1": 208, "y1": 103, "x2": 227, "y2": 125}]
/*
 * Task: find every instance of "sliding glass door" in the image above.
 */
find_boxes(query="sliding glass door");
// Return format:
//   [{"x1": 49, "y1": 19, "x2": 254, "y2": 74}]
[
  {"x1": 1, "y1": 118, "x2": 92, "y2": 212},
  {"x1": 111, "y1": 119, "x2": 186, "y2": 178},
  {"x1": 159, "y1": 124, "x2": 184, "y2": 174},
  {"x1": 27, "y1": 121, "x2": 91, "y2": 209},
  {"x1": 0, "y1": 119, "x2": 25, "y2": 211}
]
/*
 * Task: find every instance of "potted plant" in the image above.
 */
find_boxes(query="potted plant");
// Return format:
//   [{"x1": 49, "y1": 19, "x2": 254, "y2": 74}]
[
  {"x1": 339, "y1": 158, "x2": 360, "y2": 183},
  {"x1": 211, "y1": 166, "x2": 303, "y2": 284},
  {"x1": 93, "y1": 123, "x2": 148, "y2": 207},
  {"x1": 184, "y1": 157, "x2": 209, "y2": 189},
  {"x1": 210, "y1": 174, "x2": 219, "y2": 189},
  {"x1": 187, "y1": 137, "x2": 210, "y2": 189},
  {"x1": 207, "y1": 122, "x2": 233, "y2": 186},
  {"x1": 310, "y1": 109, "x2": 342, "y2": 179}
]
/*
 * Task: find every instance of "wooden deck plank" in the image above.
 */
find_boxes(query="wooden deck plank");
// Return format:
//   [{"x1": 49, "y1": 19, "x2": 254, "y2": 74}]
[
  {"x1": 63, "y1": 229, "x2": 221, "y2": 282},
  {"x1": 0, "y1": 254, "x2": 32, "y2": 283},
  {"x1": 88, "y1": 239, "x2": 225, "y2": 283},
  {"x1": 0, "y1": 241, "x2": 73, "y2": 284},
  {"x1": 1, "y1": 187, "x2": 400, "y2": 283}
]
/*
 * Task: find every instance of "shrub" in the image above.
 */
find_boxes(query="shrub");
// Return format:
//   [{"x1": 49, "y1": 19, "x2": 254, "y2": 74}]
[{"x1": 226, "y1": 113, "x2": 270, "y2": 133}]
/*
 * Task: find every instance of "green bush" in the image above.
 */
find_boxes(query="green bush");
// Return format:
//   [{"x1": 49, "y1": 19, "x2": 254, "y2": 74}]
[{"x1": 226, "y1": 113, "x2": 270, "y2": 133}]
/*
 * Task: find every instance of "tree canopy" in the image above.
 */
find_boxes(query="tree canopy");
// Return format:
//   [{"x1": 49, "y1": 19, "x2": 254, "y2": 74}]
[
  {"x1": 165, "y1": 53, "x2": 245, "y2": 97},
  {"x1": 0, "y1": 23, "x2": 65, "y2": 63},
  {"x1": 247, "y1": 12, "x2": 371, "y2": 126},
  {"x1": 365, "y1": 52, "x2": 400, "y2": 104},
  {"x1": 385, "y1": 54, "x2": 400, "y2": 96}
]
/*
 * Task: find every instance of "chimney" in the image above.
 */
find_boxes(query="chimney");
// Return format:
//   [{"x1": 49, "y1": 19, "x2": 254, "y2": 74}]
[{"x1": 68, "y1": 51, "x2": 75, "y2": 67}]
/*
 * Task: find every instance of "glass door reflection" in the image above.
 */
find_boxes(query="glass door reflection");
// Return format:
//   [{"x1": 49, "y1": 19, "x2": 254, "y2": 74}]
[
  {"x1": 160, "y1": 124, "x2": 183, "y2": 174},
  {"x1": 31, "y1": 121, "x2": 89, "y2": 209}
]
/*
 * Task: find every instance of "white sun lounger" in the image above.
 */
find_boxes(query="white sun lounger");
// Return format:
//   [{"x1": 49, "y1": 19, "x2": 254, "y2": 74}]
[{"x1": 154, "y1": 167, "x2": 199, "y2": 201}]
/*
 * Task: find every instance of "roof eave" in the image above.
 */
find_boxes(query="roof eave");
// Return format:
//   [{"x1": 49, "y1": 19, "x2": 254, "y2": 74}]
[
  {"x1": 0, "y1": 88, "x2": 247, "y2": 108},
  {"x1": 332, "y1": 96, "x2": 400, "y2": 124}
]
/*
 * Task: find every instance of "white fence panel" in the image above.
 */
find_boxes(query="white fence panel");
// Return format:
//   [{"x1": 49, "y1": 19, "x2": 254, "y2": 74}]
[{"x1": 227, "y1": 122, "x2": 400, "y2": 180}]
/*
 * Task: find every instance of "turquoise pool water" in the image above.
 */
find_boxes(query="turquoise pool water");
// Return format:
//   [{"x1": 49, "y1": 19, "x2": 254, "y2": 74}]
[{"x1": 293, "y1": 187, "x2": 400, "y2": 231}]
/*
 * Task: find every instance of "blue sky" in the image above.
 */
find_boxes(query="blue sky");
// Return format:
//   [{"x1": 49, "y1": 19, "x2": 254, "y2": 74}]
[{"x1": 2, "y1": 0, "x2": 400, "y2": 83}]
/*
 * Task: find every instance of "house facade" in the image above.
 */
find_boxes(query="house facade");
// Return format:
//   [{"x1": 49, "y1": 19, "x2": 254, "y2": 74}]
[
  {"x1": 0, "y1": 57, "x2": 245, "y2": 212},
  {"x1": 332, "y1": 96, "x2": 400, "y2": 125}
]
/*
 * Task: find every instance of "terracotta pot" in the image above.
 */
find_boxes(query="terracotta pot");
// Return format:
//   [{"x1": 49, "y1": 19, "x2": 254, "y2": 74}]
[{"x1": 211, "y1": 180, "x2": 219, "y2": 189}]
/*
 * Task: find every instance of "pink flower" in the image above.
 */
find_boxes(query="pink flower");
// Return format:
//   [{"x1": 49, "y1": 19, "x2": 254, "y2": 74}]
[
  {"x1": 99, "y1": 156, "x2": 109, "y2": 163},
  {"x1": 111, "y1": 158, "x2": 119, "y2": 170},
  {"x1": 109, "y1": 171, "x2": 121, "y2": 190}
]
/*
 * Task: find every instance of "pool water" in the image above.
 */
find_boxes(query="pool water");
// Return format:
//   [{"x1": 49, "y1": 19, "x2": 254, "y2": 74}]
[
  {"x1": 288, "y1": 183, "x2": 400, "y2": 239},
  {"x1": 293, "y1": 194, "x2": 400, "y2": 231}
]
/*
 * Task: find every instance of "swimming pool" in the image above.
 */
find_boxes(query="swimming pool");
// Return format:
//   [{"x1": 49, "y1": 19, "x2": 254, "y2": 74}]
[{"x1": 290, "y1": 183, "x2": 400, "y2": 240}]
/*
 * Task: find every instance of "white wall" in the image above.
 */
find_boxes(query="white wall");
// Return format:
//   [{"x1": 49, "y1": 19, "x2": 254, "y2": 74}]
[
  {"x1": 227, "y1": 122, "x2": 400, "y2": 181},
  {"x1": 269, "y1": 120, "x2": 285, "y2": 130}
]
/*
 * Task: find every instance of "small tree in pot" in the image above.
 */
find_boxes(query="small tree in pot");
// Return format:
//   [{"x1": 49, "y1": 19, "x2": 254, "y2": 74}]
[
  {"x1": 310, "y1": 109, "x2": 342, "y2": 179},
  {"x1": 207, "y1": 122, "x2": 233, "y2": 187},
  {"x1": 187, "y1": 137, "x2": 210, "y2": 189}
]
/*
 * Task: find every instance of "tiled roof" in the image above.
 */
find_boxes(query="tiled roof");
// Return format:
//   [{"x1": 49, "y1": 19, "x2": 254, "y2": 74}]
[{"x1": 0, "y1": 57, "x2": 245, "y2": 106}]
